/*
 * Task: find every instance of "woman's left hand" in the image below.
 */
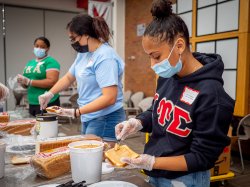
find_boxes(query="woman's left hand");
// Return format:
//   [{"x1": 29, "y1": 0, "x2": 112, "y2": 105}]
[
  {"x1": 121, "y1": 154, "x2": 155, "y2": 171},
  {"x1": 56, "y1": 108, "x2": 75, "y2": 118}
]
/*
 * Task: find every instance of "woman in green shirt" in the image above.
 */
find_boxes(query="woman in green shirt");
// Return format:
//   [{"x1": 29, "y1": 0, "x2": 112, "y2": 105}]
[{"x1": 17, "y1": 37, "x2": 60, "y2": 116}]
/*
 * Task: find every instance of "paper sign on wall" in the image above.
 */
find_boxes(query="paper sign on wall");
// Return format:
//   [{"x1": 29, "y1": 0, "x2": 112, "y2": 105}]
[
  {"x1": 88, "y1": 0, "x2": 112, "y2": 30},
  {"x1": 137, "y1": 23, "x2": 146, "y2": 37}
]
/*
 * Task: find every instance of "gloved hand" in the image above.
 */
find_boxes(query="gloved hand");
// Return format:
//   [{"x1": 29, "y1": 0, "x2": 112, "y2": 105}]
[
  {"x1": 39, "y1": 91, "x2": 54, "y2": 109},
  {"x1": 121, "y1": 154, "x2": 155, "y2": 171},
  {"x1": 115, "y1": 118, "x2": 143, "y2": 140},
  {"x1": 17, "y1": 74, "x2": 31, "y2": 86},
  {"x1": 56, "y1": 108, "x2": 75, "y2": 118},
  {"x1": 0, "y1": 83, "x2": 9, "y2": 103}
]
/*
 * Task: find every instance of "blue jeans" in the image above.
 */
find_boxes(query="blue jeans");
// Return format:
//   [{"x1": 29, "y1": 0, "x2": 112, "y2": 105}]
[
  {"x1": 82, "y1": 107, "x2": 126, "y2": 142},
  {"x1": 149, "y1": 170, "x2": 210, "y2": 187}
]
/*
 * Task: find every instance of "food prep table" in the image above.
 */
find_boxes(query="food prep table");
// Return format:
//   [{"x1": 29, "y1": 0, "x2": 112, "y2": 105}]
[
  {"x1": 0, "y1": 110, "x2": 152, "y2": 187},
  {"x1": 0, "y1": 162, "x2": 152, "y2": 187}
]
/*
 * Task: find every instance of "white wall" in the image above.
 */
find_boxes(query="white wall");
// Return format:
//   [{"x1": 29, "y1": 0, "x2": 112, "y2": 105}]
[
  {"x1": 0, "y1": 0, "x2": 86, "y2": 12},
  {"x1": 45, "y1": 11, "x2": 78, "y2": 77},
  {"x1": 4, "y1": 7, "x2": 44, "y2": 110},
  {"x1": 112, "y1": 0, "x2": 125, "y2": 61},
  {"x1": 112, "y1": 0, "x2": 125, "y2": 87}
]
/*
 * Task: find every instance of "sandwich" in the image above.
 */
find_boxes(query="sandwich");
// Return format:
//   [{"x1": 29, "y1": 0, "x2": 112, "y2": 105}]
[
  {"x1": 46, "y1": 106, "x2": 61, "y2": 113},
  {"x1": 105, "y1": 144, "x2": 139, "y2": 167}
]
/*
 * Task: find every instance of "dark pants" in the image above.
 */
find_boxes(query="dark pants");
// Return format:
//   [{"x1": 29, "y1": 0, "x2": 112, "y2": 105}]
[{"x1": 29, "y1": 97, "x2": 60, "y2": 117}]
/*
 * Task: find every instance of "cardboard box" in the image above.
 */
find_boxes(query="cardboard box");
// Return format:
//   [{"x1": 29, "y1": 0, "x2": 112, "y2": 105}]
[
  {"x1": 210, "y1": 127, "x2": 232, "y2": 176},
  {"x1": 210, "y1": 145, "x2": 231, "y2": 176}
]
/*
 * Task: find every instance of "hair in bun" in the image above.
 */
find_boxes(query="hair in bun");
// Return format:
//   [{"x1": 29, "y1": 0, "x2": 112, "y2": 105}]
[
  {"x1": 144, "y1": 0, "x2": 190, "y2": 47},
  {"x1": 151, "y1": 0, "x2": 173, "y2": 19}
]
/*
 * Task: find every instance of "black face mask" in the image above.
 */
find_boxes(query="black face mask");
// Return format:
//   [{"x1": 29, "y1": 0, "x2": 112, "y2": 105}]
[{"x1": 71, "y1": 41, "x2": 89, "y2": 53}]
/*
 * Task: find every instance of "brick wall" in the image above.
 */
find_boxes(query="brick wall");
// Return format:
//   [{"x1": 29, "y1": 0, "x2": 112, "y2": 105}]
[{"x1": 125, "y1": 0, "x2": 156, "y2": 97}]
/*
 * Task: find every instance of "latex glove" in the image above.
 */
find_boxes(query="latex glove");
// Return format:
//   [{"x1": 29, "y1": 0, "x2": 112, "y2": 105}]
[
  {"x1": 17, "y1": 74, "x2": 31, "y2": 86},
  {"x1": 115, "y1": 118, "x2": 143, "y2": 140},
  {"x1": 0, "y1": 83, "x2": 9, "y2": 103},
  {"x1": 56, "y1": 108, "x2": 75, "y2": 118},
  {"x1": 39, "y1": 91, "x2": 54, "y2": 109},
  {"x1": 121, "y1": 154, "x2": 155, "y2": 171}
]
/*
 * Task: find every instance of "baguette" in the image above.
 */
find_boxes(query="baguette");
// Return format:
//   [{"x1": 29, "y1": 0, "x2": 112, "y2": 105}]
[{"x1": 105, "y1": 144, "x2": 139, "y2": 167}]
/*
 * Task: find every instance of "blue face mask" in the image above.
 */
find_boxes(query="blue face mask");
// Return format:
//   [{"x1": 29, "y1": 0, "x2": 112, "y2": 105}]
[
  {"x1": 33, "y1": 47, "x2": 46, "y2": 58},
  {"x1": 151, "y1": 41, "x2": 182, "y2": 78}
]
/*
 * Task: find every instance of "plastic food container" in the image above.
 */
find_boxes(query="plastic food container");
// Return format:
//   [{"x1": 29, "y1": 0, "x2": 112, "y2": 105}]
[
  {"x1": 36, "y1": 114, "x2": 58, "y2": 139},
  {"x1": 68, "y1": 140, "x2": 104, "y2": 184}
]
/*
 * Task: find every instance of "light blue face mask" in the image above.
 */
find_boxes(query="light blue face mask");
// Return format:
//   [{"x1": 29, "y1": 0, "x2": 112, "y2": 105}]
[
  {"x1": 151, "y1": 41, "x2": 182, "y2": 78},
  {"x1": 33, "y1": 47, "x2": 46, "y2": 58}
]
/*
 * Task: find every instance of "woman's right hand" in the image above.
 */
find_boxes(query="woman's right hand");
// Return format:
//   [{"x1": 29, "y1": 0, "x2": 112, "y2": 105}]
[
  {"x1": 0, "y1": 83, "x2": 9, "y2": 103},
  {"x1": 17, "y1": 74, "x2": 31, "y2": 86},
  {"x1": 115, "y1": 118, "x2": 143, "y2": 140},
  {"x1": 39, "y1": 91, "x2": 54, "y2": 109}
]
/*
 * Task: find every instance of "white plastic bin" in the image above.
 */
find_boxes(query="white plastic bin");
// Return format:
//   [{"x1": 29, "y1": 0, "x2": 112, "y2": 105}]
[
  {"x1": 36, "y1": 114, "x2": 58, "y2": 139},
  {"x1": 68, "y1": 140, "x2": 104, "y2": 184}
]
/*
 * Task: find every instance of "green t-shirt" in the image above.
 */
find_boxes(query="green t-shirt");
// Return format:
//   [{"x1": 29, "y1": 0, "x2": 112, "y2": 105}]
[{"x1": 23, "y1": 56, "x2": 60, "y2": 105}]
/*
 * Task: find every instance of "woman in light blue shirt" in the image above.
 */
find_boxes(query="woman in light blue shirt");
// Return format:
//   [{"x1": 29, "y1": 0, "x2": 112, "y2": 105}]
[{"x1": 39, "y1": 14, "x2": 125, "y2": 143}]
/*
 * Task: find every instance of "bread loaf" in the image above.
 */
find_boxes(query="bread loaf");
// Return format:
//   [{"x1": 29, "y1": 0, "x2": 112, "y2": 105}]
[
  {"x1": 30, "y1": 146, "x2": 70, "y2": 179},
  {"x1": 0, "y1": 119, "x2": 36, "y2": 136},
  {"x1": 105, "y1": 144, "x2": 139, "y2": 167},
  {"x1": 31, "y1": 135, "x2": 102, "y2": 179},
  {"x1": 0, "y1": 112, "x2": 9, "y2": 123},
  {"x1": 36, "y1": 134, "x2": 102, "y2": 153}
]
